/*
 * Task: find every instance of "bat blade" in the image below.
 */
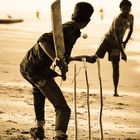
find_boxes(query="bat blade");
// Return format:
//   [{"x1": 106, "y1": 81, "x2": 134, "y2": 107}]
[
  {"x1": 51, "y1": 0, "x2": 67, "y2": 80},
  {"x1": 51, "y1": 0, "x2": 65, "y2": 59}
]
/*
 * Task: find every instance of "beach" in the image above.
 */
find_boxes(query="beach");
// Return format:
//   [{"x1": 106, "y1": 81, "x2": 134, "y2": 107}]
[{"x1": 0, "y1": 18, "x2": 140, "y2": 140}]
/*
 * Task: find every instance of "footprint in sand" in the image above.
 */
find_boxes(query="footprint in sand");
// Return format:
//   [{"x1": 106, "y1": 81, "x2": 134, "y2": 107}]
[{"x1": 2, "y1": 71, "x2": 9, "y2": 73}]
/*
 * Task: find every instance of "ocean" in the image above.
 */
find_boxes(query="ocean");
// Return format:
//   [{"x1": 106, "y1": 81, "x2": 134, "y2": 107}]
[{"x1": 0, "y1": 0, "x2": 140, "y2": 53}]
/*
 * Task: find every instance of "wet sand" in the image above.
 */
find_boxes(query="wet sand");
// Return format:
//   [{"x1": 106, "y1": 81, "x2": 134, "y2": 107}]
[{"x1": 0, "y1": 21, "x2": 140, "y2": 139}]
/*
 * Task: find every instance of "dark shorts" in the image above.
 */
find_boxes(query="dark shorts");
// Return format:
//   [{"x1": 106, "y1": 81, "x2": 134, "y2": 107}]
[{"x1": 95, "y1": 39, "x2": 120, "y2": 62}]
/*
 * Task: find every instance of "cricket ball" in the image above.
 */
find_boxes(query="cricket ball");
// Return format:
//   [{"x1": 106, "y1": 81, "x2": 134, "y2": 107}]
[{"x1": 82, "y1": 33, "x2": 88, "y2": 39}]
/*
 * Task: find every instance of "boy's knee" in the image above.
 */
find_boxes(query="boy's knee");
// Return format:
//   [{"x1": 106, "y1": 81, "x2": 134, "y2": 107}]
[
  {"x1": 112, "y1": 61, "x2": 119, "y2": 67},
  {"x1": 86, "y1": 55, "x2": 96, "y2": 63},
  {"x1": 64, "y1": 106, "x2": 71, "y2": 115},
  {"x1": 56, "y1": 105, "x2": 71, "y2": 115},
  {"x1": 67, "y1": 106, "x2": 71, "y2": 115}
]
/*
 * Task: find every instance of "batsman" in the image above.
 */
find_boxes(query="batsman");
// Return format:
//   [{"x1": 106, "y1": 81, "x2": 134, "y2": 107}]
[{"x1": 20, "y1": 1, "x2": 94, "y2": 139}]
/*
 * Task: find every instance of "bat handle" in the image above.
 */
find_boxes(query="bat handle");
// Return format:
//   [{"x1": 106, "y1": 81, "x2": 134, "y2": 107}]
[
  {"x1": 56, "y1": 58, "x2": 68, "y2": 81},
  {"x1": 61, "y1": 70, "x2": 66, "y2": 81}
]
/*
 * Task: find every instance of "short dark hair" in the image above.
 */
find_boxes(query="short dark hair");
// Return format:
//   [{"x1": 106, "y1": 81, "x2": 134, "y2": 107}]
[
  {"x1": 119, "y1": 0, "x2": 132, "y2": 8},
  {"x1": 72, "y1": 2, "x2": 94, "y2": 23}
]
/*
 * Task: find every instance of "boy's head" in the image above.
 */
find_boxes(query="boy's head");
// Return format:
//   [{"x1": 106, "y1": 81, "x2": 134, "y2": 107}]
[
  {"x1": 72, "y1": 2, "x2": 94, "y2": 23},
  {"x1": 119, "y1": 0, "x2": 132, "y2": 9},
  {"x1": 119, "y1": 0, "x2": 132, "y2": 16}
]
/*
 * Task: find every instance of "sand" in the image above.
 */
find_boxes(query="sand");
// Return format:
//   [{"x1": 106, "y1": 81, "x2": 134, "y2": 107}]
[{"x1": 0, "y1": 20, "x2": 140, "y2": 139}]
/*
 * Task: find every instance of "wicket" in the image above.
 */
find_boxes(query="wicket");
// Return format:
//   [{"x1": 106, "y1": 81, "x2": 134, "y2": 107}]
[
  {"x1": 73, "y1": 60, "x2": 91, "y2": 140},
  {"x1": 73, "y1": 57, "x2": 104, "y2": 140},
  {"x1": 74, "y1": 64, "x2": 78, "y2": 140}
]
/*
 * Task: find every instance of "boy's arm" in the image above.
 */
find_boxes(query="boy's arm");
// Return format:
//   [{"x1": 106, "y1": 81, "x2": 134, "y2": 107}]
[
  {"x1": 115, "y1": 33, "x2": 127, "y2": 61},
  {"x1": 123, "y1": 16, "x2": 134, "y2": 49},
  {"x1": 114, "y1": 19, "x2": 127, "y2": 61},
  {"x1": 70, "y1": 55, "x2": 96, "y2": 63},
  {"x1": 39, "y1": 41, "x2": 56, "y2": 61}
]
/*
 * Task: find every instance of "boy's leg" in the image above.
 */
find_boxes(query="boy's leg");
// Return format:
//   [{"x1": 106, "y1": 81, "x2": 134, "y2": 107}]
[
  {"x1": 69, "y1": 55, "x2": 96, "y2": 63},
  {"x1": 109, "y1": 47, "x2": 120, "y2": 97},
  {"x1": 27, "y1": 84, "x2": 46, "y2": 138},
  {"x1": 69, "y1": 39, "x2": 108, "y2": 63},
  {"x1": 112, "y1": 61, "x2": 119, "y2": 96},
  {"x1": 95, "y1": 39, "x2": 109, "y2": 59},
  {"x1": 20, "y1": 70, "x2": 45, "y2": 138},
  {"x1": 32, "y1": 86, "x2": 46, "y2": 125},
  {"x1": 34, "y1": 77, "x2": 71, "y2": 139}
]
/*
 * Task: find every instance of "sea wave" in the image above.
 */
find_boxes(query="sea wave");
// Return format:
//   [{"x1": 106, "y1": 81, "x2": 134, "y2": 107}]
[{"x1": 0, "y1": 19, "x2": 140, "y2": 52}]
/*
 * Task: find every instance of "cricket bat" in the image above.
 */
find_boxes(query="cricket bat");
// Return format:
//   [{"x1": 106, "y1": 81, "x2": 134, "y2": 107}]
[
  {"x1": 51, "y1": 0, "x2": 65, "y2": 59},
  {"x1": 51, "y1": 0, "x2": 66, "y2": 80}
]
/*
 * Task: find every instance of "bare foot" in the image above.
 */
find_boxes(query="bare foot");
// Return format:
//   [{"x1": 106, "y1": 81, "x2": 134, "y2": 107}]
[{"x1": 113, "y1": 93, "x2": 119, "y2": 97}]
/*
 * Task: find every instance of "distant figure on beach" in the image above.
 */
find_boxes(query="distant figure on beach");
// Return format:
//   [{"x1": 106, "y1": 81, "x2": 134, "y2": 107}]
[
  {"x1": 7, "y1": 14, "x2": 12, "y2": 19},
  {"x1": 36, "y1": 10, "x2": 40, "y2": 19},
  {"x1": 20, "y1": 2, "x2": 93, "y2": 140},
  {"x1": 99, "y1": 7, "x2": 104, "y2": 20},
  {"x1": 70, "y1": 0, "x2": 134, "y2": 97}
]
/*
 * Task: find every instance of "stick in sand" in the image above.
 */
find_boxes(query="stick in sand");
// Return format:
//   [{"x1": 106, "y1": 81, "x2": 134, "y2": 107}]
[
  {"x1": 74, "y1": 64, "x2": 78, "y2": 140},
  {"x1": 82, "y1": 58, "x2": 91, "y2": 140},
  {"x1": 96, "y1": 56, "x2": 104, "y2": 140}
]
